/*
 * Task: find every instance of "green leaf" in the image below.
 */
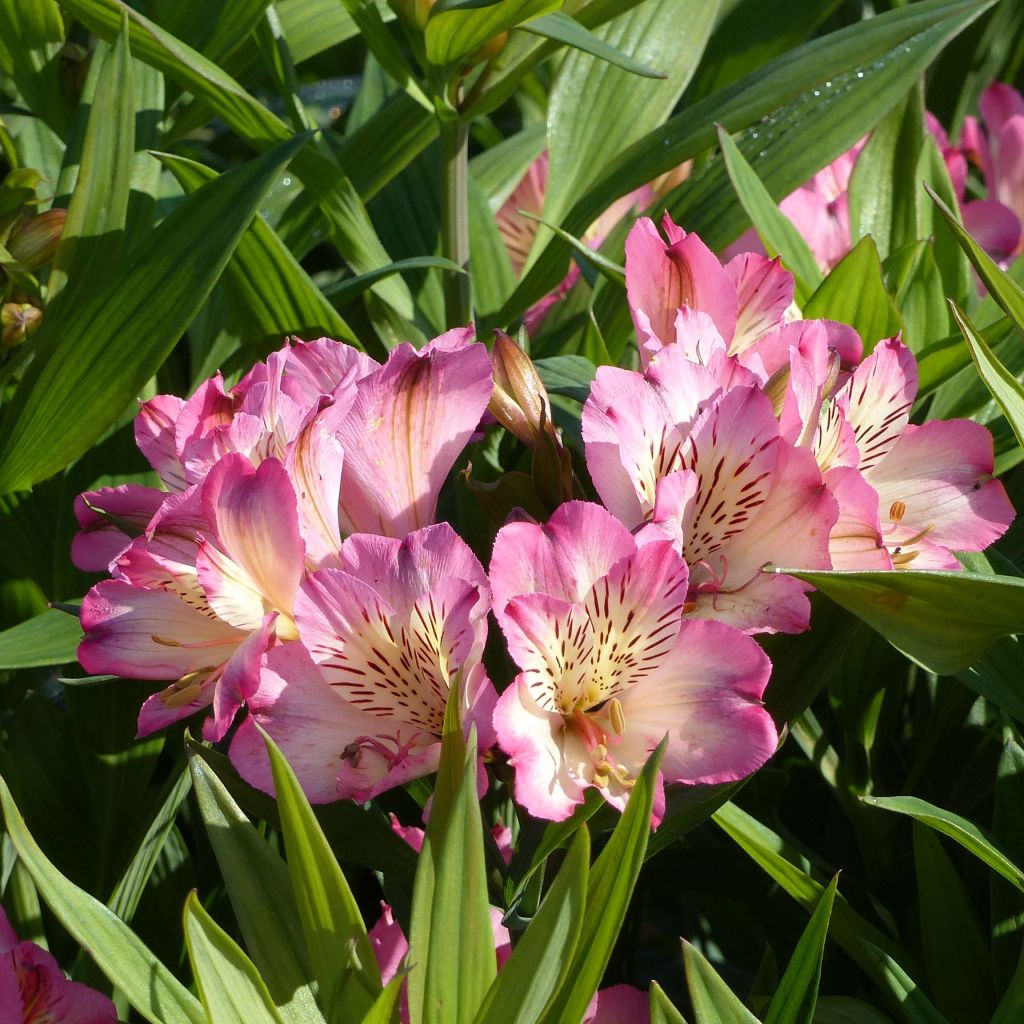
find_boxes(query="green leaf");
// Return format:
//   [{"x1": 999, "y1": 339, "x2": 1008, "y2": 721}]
[
  {"x1": 857, "y1": 944, "x2": 950, "y2": 1024},
  {"x1": 683, "y1": 940, "x2": 760, "y2": 1024},
  {"x1": 779, "y1": 569, "x2": 1024, "y2": 676},
  {"x1": 813, "y1": 998, "x2": 895, "y2": 1024},
  {"x1": 803, "y1": 237, "x2": 903, "y2": 352},
  {"x1": 474, "y1": 827, "x2": 589, "y2": 1024},
  {"x1": 536, "y1": 0, "x2": 716, "y2": 265},
  {"x1": 189, "y1": 754, "x2": 323, "y2": 1024},
  {"x1": 407, "y1": 707, "x2": 495, "y2": 1024},
  {"x1": 992, "y1": 943, "x2": 1024, "y2": 1024},
  {"x1": 496, "y1": 0, "x2": 997, "y2": 326},
  {"x1": 323, "y1": 256, "x2": 466, "y2": 306},
  {"x1": 0, "y1": 607, "x2": 81, "y2": 669},
  {"x1": 712, "y1": 802, "x2": 908, "y2": 978},
  {"x1": 58, "y1": 0, "x2": 412, "y2": 317},
  {"x1": 764, "y1": 876, "x2": 837, "y2": 1024},
  {"x1": 949, "y1": 301, "x2": 1024, "y2": 451},
  {"x1": 0, "y1": 774, "x2": 204, "y2": 1024},
  {"x1": 338, "y1": 0, "x2": 431, "y2": 110},
  {"x1": 425, "y1": 0, "x2": 561, "y2": 66},
  {"x1": 912, "y1": 824, "x2": 993, "y2": 1024},
  {"x1": 929, "y1": 185, "x2": 1024, "y2": 329},
  {"x1": 533, "y1": 355, "x2": 596, "y2": 402},
  {"x1": 159, "y1": 152, "x2": 357, "y2": 347},
  {"x1": 520, "y1": 13, "x2": 666, "y2": 77},
  {"x1": 107, "y1": 767, "x2": 192, "y2": 925},
  {"x1": 264, "y1": 728, "x2": 382, "y2": 1023},
  {"x1": 358, "y1": 976, "x2": 405, "y2": 1024},
  {"x1": 650, "y1": 982, "x2": 690, "y2": 1024},
  {"x1": 0, "y1": 134, "x2": 308, "y2": 493},
  {"x1": 716, "y1": 124, "x2": 821, "y2": 303},
  {"x1": 49, "y1": 15, "x2": 134, "y2": 300},
  {"x1": 540, "y1": 739, "x2": 666, "y2": 1024},
  {"x1": 847, "y1": 83, "x2": 926, "y2": 261},
  {"x1": 885, "y1": 240, "x2": 947, "y2": 353},
  {"x1": 862, "y1": 795, "x2": 1024, "y2": 893},
  {"x1": 184, "y1": 891, "x2": 285, "y2": 1024}
]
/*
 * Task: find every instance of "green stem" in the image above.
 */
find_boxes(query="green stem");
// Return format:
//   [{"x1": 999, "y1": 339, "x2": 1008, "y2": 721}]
[{"x1": 440, "y1": 116, "x2": 471, "y2": 327}]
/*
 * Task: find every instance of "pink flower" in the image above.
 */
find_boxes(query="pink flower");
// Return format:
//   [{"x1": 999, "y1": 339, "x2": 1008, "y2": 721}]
[
  {"x1": 0, "y1": 906, "x2": 116, "y2": 1024},
  {"x1": 625, "y1": 215, "x2": 800, "y2": 370},
  {"x1": 79, "y1": 454, "x2": 305, "y2": 738},
  {"x1": 490, "y1": 501, "x2": 777, "y2": 823},
  {"x1": 497, "y1": 152, "x2": 654, "y2": 330},
  {"x1": 784, "y1": 336, "x2": 1015, "y2": 569},
  {"x1": 585, "y1": 984, "x2": 650, "y2": 1024},
  {"x1": 958, "y1": 84, "x2": 1024, "y2": 262},
  {"x1": 582, "y1": 345, "x2": 838, "y2": 634},
  {"x1": 229, "y1": 524, "x2": 495, "y2": 803}
]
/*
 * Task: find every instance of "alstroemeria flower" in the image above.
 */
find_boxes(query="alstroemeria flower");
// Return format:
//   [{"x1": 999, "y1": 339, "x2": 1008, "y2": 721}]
[
  {"x1": 490, "y1": 501, "x2": 777, "y2": 823},
  {"x1": 497, "y1": 152, "x2": 654, "y2": 329},
  {"x1": 582, "y1": 346, "x2": 838, "y2": 634},
  {"x1": 785, "y1": 337, "x2": 1015, "y2": 569},
  {"x1": 79, "y1": 454, "x2": 304, "y2": 738},
  {"x1": 229, "y1": 523, "x2": 495, "y2": 802},
  {"x1": 0, "y1": 906, "x2": 116, "y2": 1024},
  {"x1": 626, "y1": 215, "x2": 807, "y2": 373}
]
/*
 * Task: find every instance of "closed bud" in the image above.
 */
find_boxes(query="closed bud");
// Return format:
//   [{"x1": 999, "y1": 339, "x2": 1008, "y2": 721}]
[
  {"x1": 465, "y1": 30, "x2": 508, "y2": 67},
  {"x1": 7, "y1": 209, "x2": 66, "y2": 270},
  {"x1": 489, "y1": 331, "x2": 554, "y2": 447},
  {"x1": 388, "y1": 0, "x2": 434, "y2": 29},
  {"x1": 2, "y1": 303, "x2": 42, "y2": 346}
]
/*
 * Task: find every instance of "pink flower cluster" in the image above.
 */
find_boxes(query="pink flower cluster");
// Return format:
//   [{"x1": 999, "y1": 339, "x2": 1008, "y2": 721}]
[{"x1": 74, "y1": 217, "x2": 1013, "y2": 827}]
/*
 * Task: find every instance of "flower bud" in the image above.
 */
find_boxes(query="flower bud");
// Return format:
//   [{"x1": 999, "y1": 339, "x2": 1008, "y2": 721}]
[
  {"x1": 489, "y1": 331, "x2": 553, "y2": 447},
  {"x1": 7, "y1": 209, "x2": 66, "y2": 270},
  {"x1": 2, "y1": 303, "x2": 42, "y2": 346},
  {"x1": 466, "y1": 30, "x2": 508, "y2": 67},
  {"x1": 388, "y1": 0, "x2": 435, "y2": 29}
]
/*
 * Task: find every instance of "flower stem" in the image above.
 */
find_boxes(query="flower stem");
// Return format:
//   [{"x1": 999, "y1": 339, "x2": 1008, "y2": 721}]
[{"x1": 440, "y1": 116, "x2": 471, "y2": 327}]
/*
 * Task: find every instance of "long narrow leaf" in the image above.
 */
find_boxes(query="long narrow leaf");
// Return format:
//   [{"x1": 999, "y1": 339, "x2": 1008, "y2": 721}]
[{"x1": 0, "y1": 775, "x2": 204, "y2": 1024}]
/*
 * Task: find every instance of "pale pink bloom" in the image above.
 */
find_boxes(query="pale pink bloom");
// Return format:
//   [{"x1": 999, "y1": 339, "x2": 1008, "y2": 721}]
[
  {"x1": 582, "y1": 345, "x2": 837, "y2": 634},
  {"x1": 625, "y1": 216, "x2": 797, "y2": 370},
  {"x1": 497, "y1": 152, "x2": 654, "y2": 330},
  {"x1": 956, "y1": 84, "x2": 1024, "y2": 261},
  {"x1": 0, "y1": 905, "x2": 116, "y2": 1024},
  {"x1": 786, "y1": 337, "x2": 1014, "y2": 569},
  {"x1": 79, "y1": 454, "x2": 304, "y2": 738},
  {"x1": 229, "y1": 524, "x2": 495, "y2": 803},
  {"x1": 388, "y1": 813, "x2": 513, "y2": 863},
  {"x1": 490, "y1": 501, "x2": 777, "y2": 823}
]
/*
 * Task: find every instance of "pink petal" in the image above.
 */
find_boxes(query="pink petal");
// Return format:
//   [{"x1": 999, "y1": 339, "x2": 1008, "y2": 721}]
[
  {"x1": 493, "y1": 678, "x2": 588, "y2": 821},
  {"x1": 824, "y1": 466, "x2": 891, "y2": 571},
  {"x1": 135, "y1": 394, "x2": 187, "y2": 490},
  {"x1": 980, "y1": 83, "x2": 1024, "y2": 140},
  {"x1": 663, "y1": 307, "x2": 728, "y2": 368},
  {"x1": 865, "y1": 419, "x2": 1015, "y2": 553},
  {"x1": 137, "y1": 672, "x2": 217, "y2": 738},
  {"x1": 339, "y1": 523, "x2": 489, "y2": 624},
  {"x1": 229, "y1": 643, "x2": 393, "y2": 803},
  {"x1": 725, "y1": 252, "x2": 794, "y2": 355},
  {"x1": 79, "y1": 580, "x2": 244, "y2": 680},
  {"x1": 585, "y1": 984, "x2": 650, "y2": 1024},
  {"x1": 618, "y1": 618, "x2": 777, "y2": 785},
  {"x1": 779, "y1": 188, "x2": 849, "y2": 271},
  {"x1": 206, "y1": 614, "x2": 276, "y2": 741},
  {"x1": 71, "y1": 484, "x2": 165, "y2": 572},
  {"x1": 173, "y1": 375, "x2": 236, "y2": 464},
  {"x1": 489, "y1": 501, "x2": 636, "y2": 617},
  {"x1": 335, "y1": 341, "x2": 493, "y2": 537},
  {"x1": 282, "y1": 337, "x2": 379, "y2": 406},
  {"x1": 199, "y1": 454, "x2": 304, "y2": 623},
  {"x1": 497, "y1": 152, "x2": 548, "y2": 275},
  {"x1": 838, "y1": 338, "x2": 917, "y2": 471},
  {"x1": 962, "y1": 199, "x2": 1022, "y2": 262},
  {"x1": 625, "y1": 217, "x2": 738, "y2": 351}
]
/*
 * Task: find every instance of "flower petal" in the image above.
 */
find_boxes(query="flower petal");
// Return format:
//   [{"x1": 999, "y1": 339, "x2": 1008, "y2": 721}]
[
  {"x1": 72, "y1": 484, "x2": 165, "y2": 573},
  {"x1": 489, "y1": 501, "x2": 636, "y2": 616},
  {"x1": 725, "y1": 252, "x2": 794, "y2": 355},
  {"x1": 135, "y1": 394, "x2": 187, "y2": 490},
  {"x1": 335, "y1": 341, "x2": 493, "y2": 536},
  {"x1": 866, "y1": 419, "x2": 1015, "y2": 553},
  {"x1": 618, "y1": 619, "x2": 777, "y2": 785}
]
